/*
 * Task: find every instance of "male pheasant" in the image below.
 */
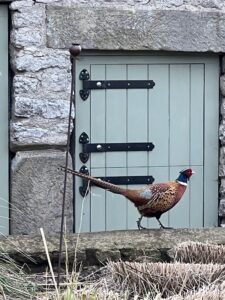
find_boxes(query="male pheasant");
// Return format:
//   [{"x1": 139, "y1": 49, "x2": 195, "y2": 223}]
[{"x1": 64, "y1": 168, "x2": 194, "y2": 229}]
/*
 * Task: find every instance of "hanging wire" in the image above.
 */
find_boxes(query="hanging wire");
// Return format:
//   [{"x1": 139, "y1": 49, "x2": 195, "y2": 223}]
[{"x1": 57, "y1": 44, "x2": 81, "y2": 287}]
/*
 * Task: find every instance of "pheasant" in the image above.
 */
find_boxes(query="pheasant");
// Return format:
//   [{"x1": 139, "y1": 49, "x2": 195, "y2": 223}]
[{"x1": 64, "y1": 168, "x2": 194, "y2": 229}]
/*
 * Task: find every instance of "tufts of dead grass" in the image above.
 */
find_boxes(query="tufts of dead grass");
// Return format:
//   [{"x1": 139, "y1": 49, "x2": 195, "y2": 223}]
[
  {"x1": 174, "y1": 242, "x2": 225, "y2": 264},
  {"x1": 0, "y1": 253, "x2": 37, "y2": 299},
  {"x1": 106, "y1": 261, "x2": 225, "y2": 298},
  {"x1": 159, "y1": 283, "x2": 225, "y2": 300}
]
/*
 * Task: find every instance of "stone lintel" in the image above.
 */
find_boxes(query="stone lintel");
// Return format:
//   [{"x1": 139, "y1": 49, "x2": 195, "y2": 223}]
[{"x1": 47, "y1": 6, "x2": 225, "y2": 52}]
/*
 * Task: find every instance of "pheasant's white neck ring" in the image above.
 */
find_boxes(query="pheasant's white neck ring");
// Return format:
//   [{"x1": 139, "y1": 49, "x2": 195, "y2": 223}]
[
  {"x1": 177, "y1": 181, "x2": 188, "y2": 186},
  {"x1": 176, "y1": 172, "x2": 189, "y2": 185}
]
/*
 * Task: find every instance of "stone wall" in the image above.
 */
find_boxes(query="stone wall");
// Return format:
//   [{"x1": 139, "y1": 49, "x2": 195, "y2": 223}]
[
  {"x1": 9, "y1": 0, "x2": 225, "y2": 234},
  {"x1": 10, "y1": 0, "x2": 73, "y2": 234}
]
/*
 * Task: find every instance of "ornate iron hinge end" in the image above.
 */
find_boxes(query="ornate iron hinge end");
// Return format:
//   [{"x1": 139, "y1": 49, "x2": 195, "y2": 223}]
[
  {"x1": 79, "y1": 153, "x2": 89, "y2": 164},
  {"x1": 79, "y1": 132, "x2": 90, "y2": 163},
  {"x1": 79, "y1": 165, "x2": 90, "y2": 197}
]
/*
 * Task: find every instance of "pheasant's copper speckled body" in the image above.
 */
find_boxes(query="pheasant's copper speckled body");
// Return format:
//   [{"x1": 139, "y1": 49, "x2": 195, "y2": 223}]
[{"x1": 64, "y1": 168, "x2": 194, "y2": 229}]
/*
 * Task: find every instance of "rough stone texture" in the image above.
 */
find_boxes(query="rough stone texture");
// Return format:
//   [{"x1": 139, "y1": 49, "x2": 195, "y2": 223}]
[
  {"x1": 10, "y1": 119, "x2": 72, "y2": 150},
  {"x1": 11, "y1": 47, "x2": 70, "y2": 72},
  {"x1": 219, "y1": 199, "x2": 225, "y2": 216},
  {"x1": 221, "y1": 97, "x2": 225, "y2": 117},
  {"x1": 220, "y1": 76, "x2": 225, "y2": 97},
  {"x1": 0, "y1": 228, "x2": 225, "y2": 270},
  {"x1": 10, "y1": 0, "x2": 34, "y2": 10},
  {"x1": 46, "y1": 6, "x2": 225, "y2": 52},
  {"x1": 219, "y1": 121, "x2": 225, "y2": 146},
  {"x1": 19, "y1": 0, "x2": 225, "y2": 9},
  {"x1": 14, "y1": 98, "x2": 73, "y2": 119},
  {"x1": 10, "y1": 52, "x2": 71, "y2": 150},
  {"x1": 10, "y1": 3, "x2": 46, "y2": 49},
  {"x1": 13, "y1": 68, "x2": 71, "y2": 101},
  {"x1": 220, "y1": 63, "x2": 225, "y2": 223},
  {"x1": 219, "y1": 147, "x2": 225, "y2": 177},
  {"x1": 11, "y1": 5, "x2": 45, "y2": 28},
  {"x1": 11, "y1": 27, "x2": 46, "y2": 48},
  {"x1": 220, "y1": 177, "x2": 225, "y2": 197},
  {"x1": 10, "y1": 150, "x2": 73, "y2": 235}
]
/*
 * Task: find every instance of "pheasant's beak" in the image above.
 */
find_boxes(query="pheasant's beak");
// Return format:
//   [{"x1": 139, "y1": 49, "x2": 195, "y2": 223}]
[{"x1": 192, "y1": 171, "x2": 195, "y2": 174}]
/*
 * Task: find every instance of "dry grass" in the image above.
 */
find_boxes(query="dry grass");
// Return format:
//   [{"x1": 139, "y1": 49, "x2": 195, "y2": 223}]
[
  {"x1": 161, "y1": 283, "x2": 225, "y2": 300},
  {"x1": 0, "y1": 252, "x2": 37, "y2": 299},
  {"x1": 174, "y1": 241, "x2": 225, "y2": 264},
  {"x1": 105, "y1": 261, "x2": 225, "y2": 298},
  {"x1": 3, "y1": 241, "x2": 225, "y2": 299},
  {"x1": 3, "y1": 236, "x2": 225, "y2": 299}
]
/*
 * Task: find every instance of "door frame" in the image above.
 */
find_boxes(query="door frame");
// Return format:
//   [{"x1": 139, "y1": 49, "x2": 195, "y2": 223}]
[
  {"x1": 74, "y1": 52, "x2": 219, "y2": 231},
  {"x1": 0, "y1": 5, "x2": 9, "y2": 235}
]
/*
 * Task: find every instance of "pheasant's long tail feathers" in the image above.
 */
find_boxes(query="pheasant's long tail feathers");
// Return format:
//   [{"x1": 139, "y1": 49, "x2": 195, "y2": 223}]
[{"x1": 62, "y1": 167, "x2": 126, "y2": 195}]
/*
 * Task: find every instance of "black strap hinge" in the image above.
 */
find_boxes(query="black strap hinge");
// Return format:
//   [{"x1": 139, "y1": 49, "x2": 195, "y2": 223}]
[
  {"x1": 79, "y1": 69, "x2": 155, "y2": 100},
  {"x1": 79, "y1": 132, "x2": 154, "y2": 163},
  {"x1": 78, "y1": 166, "x2": 155, "y2": 197}
]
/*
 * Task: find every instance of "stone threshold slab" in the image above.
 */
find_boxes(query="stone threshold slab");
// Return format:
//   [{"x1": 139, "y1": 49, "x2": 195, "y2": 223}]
[{"x1": 1, "y1": 228, "x2": 225, "y2": 270}]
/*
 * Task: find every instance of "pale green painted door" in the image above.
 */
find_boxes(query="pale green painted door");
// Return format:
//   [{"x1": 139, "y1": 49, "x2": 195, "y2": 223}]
[
  {"x1": 75, "y1": 54, "x2": 219, "y2": 232},
  {"x1": 0, "y1": 6, "x2": 8, "y2": 235}
]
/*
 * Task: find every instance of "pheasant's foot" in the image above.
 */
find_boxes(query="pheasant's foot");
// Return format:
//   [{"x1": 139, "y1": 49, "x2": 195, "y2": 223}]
[
  {"x1": 160, "y1": 225, "x2": 173, "y2": 229},
  {"x1": 157, "y1": 218, "x2": 173, "y2": 229},
  {"x1": 137, "y1": 216, "x2": 147, "y2": 230},
  {"x1": 138, "y1": 224, "x2": 147, "y2": 230}
]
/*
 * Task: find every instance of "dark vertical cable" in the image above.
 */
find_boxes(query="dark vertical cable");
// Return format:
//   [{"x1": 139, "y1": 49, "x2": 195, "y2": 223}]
[{"x1": 57, "y1": 44, "x2": 81, "y2": 287}]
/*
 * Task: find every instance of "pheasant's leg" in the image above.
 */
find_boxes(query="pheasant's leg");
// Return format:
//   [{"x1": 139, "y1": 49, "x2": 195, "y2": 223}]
[
  {"x1": 156, "y1": 217, "x2": 173, "y2": 229},
  {"x1": 137, "y1": 216, "x2": 146, "y2": 230}
]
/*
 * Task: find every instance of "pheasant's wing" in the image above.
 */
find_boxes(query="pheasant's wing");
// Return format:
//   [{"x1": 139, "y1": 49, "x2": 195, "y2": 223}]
[{"x1": 138, "y1": 182, "x2": 176, "y2": 212}]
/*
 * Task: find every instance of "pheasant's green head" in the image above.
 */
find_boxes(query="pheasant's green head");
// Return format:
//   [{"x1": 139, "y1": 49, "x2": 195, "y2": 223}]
[{"x1": 177, "y1": 168, "x2": 195, "y2": 184}]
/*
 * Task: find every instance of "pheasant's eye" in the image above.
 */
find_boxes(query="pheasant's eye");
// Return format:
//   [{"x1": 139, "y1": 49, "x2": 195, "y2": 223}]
[{"x1": 185, "y1": 169, "x2": 193, "y2": 177}]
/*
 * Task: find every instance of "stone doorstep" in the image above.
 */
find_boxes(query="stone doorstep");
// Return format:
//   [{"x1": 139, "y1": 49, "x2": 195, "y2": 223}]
[{"x1": 1, "y1": 228, "x2": 225, "y2": 272}]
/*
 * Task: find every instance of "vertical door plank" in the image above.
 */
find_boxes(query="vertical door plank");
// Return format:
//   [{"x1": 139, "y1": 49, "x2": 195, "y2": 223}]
[
  {"x1": 189, "y1": 64, "x2": 204, "y2": 227},
  {"x1": 105, "y1": 65, "x2": 127, "y2": 168},
  {"x1": 148, "y1": 65, "x2": 169, "y2": 167},
  {"x1": 169, "y1": 65, "x2": 190, "y2": 228},
  {"x1": 90, "y1": 168, "x2": 106, "y2": 231},
  {"x1": 189, "y1": 166, "x2": 204, "y2": 228},
  {"x1": 190, "y1": 64, "x2": 204, "y2": 166},
  {"x1": 126, "y1": 65, "x2": 148, "y2": 229},
  {"x1": 105, "y1": 65, "x2": 127, "y2": 230},
  {"x1": 204, "y1": 59, "x2": 219, "y2": 227},
  {"x1": 89, "y1": 65, "x2": 107, "y2": 231},
  {"x1": 106, "y1": 168, "x2": 127, "y2": 230},
  {"x1": 127, "y1": 65, "x2": 148, "y2": 167},
  {"x1": 170, "y1": 65, "x2": 190, "y2": 166},
  {"x1": 0, "y1": 8, "x2": 8, "y2": 235},
  {"x1": 169, "y1": 166, "x2": 190, "y2": 228},
  {"x1": 90, "y1": 65, "x2": 106, "y2": 169},
  {"x1": 75, "y1": 59, "x2": 91, "y2": 232}
]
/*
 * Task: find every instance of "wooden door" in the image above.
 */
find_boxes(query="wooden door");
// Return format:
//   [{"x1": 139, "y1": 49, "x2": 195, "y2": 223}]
[
  {"x1": 75, "y1": 54, "x2": 219, "y2": 232},
  {"x1": 0, "y1": 6, "x2": 8, "y2": 235}
]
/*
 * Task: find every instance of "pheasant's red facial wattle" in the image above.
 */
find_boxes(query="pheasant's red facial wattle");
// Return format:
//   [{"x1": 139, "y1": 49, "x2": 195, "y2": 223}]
[{"x1": 181, "y1": 168, "x2": 195, "y2": 178}]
